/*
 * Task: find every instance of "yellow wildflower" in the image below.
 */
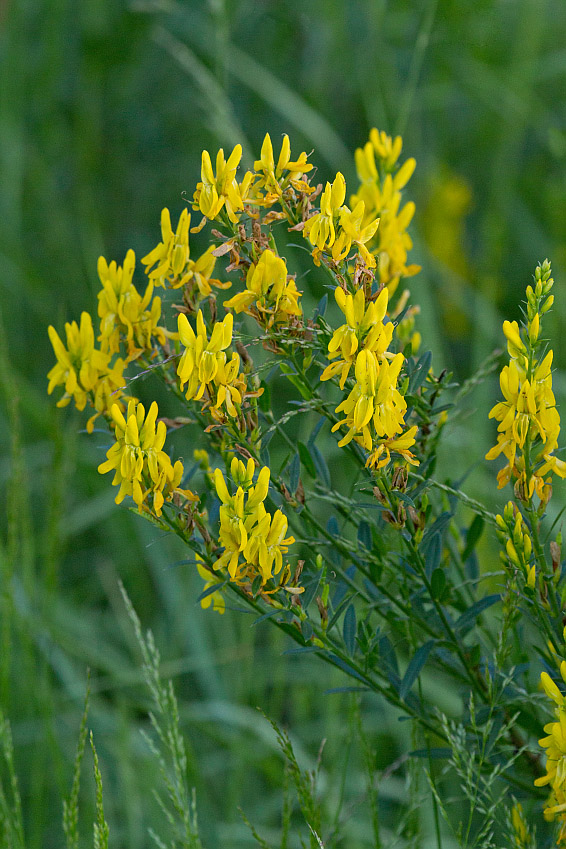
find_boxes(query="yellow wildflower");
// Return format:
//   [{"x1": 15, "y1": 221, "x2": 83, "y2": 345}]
[
  {"x1": 141, "y1": 207, "x2": 228, "y2": 296},
  {"x1": 47, "y1": 312, "x2": 127, "y2": 430},
  {"x1": 224, "y1": 249, "x2": 302, "y2": 325},
  {"x1": 486, "y1": 261, "x2": 566, "y2": 497},
  {"x1": 213, "y1": 460, "x2": 295, "y2": 588},
  {"x1": 332, "y1": 201, "x2": 379, "y2": 268},
  {"x1": 193, "y1": 144, "x2": 254, "y2": 225},
  {"x1": 535, "y1": 667, "x2": 566, "y2": 845},
  {"x1": 97, "y1": 250, "x2": 167, "y2": 357},
  {"x1": 253, "y1": 132, "x2": 313, "y2": 201},
  {"x1": 320, "y1": 287, "x2": 391, "y2": 388},
  {"x1": 177, "y1": 311, "x2": 248, "y2": 419},
  {"x1": 303, "y1": 172, "x2": 346, "y2": 263},
  {"x1": 351, "y1": 129, "x2": 419, "y2": 292},
  {"x1": 98, "y1": 399, "x2": 195, "y2": 516}
]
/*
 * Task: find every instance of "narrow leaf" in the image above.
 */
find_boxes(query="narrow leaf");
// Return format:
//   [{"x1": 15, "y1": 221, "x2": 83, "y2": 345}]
[{"x1": 400, "y1": 640, "x2": 436, "y2": 700}]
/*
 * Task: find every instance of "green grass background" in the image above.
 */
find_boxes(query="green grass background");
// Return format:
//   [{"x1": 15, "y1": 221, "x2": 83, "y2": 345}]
[{"x1": 1, "y1": 0, "x2": 566, "y2": 845}]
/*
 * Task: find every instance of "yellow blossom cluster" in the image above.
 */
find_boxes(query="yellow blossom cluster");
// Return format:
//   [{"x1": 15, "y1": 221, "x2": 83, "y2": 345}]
[
  {"x1": 141, "y1": 207, "x2": 229, "y2": 299},
  {"x1": 321, "y1": 286, "x2": 418, "y2": 470},
  {"x1": 224, "y1": 248, "x2": 302, "y2": 326},
  {"x1": 213, "y1": 458, "x2": 295, "y2": 589},
  {"x1": 98, "y1": 249, "x2": 167, "y2": 358},
  {"x1": 486, "y1": 261, "x2": 566, "y2": 500},
  {"x1": 193, "y1": 144, "x2": 255, "y2": 226},
  {"x1": 177, "y1": 310, "x2": 254, "y2": 420},
  {"x1": 303, "y1": 172, "x2": 379, "y2": 268},
  {"x1": 253, "y1": 132, "x2": 314, "y2": 202},
  {"x1": 351, "y1": 129, "x2": 420, "y2": 292},
  {"x1": 47, "y1": 311, "x2": 127, "y2": 433},
  {"x1": 535, "y1": 667, "x2": 566, "y2": 845},
  {"x1": 98, "y1": 399, "x2": 196, "y2": 516}
]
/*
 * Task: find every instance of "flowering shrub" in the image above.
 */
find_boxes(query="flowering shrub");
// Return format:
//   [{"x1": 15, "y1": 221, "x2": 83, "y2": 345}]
[{"x1": 47, "y1": 129, "x2": 566, "y2": 847}]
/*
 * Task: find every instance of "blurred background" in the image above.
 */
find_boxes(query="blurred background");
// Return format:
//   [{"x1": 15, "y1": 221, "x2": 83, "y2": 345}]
[{"x1": 1, "y1": 0, "x2": 566, "y2": 845}]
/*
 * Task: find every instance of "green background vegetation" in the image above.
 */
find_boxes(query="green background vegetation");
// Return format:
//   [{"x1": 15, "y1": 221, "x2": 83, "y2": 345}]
[{"x1": 1, "y1": 0, "x2": 566, "y2": 845}]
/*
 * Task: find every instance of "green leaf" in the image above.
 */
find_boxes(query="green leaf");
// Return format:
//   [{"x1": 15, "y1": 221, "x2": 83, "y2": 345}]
[
  {"x1": 327, "y1": 653, "x2": 368, "y2": 685},
  {"x1": 399, "y1": 641, "x2": 436, "y2": 700},
  {"x1": 343, "y1": 604, "x2": 357, "y2": 656},
  {"x1": 197, "y1": 581, "x2": 228, "y2": 604},
  {"x1": 289, "y1": 451, "x2": 300, "y2": 494},
  {"x1": 408, "y1": 350, "x2": 432, "y2": 394},
  {"x1": 430, "y1": 568, "x2": 446, "y2": 601},
  {"x1": 258, "y1": 380, "x2": 271, "y2": 412},
  {"x1": 298, "y1": 441, "x2": 316, "y2": 478},
  {"x1": 422, "y1": 532, "x2": 442, "y2": 579},
  {"x1": 454, "y1": 594, "x2": 500, "y2": 634},
  {"x1": 357, "y1": 520, "x2": 372, "y2": 550},
  {"x1": 310, "y1": 443, "x2": 331, "y2": 488}
]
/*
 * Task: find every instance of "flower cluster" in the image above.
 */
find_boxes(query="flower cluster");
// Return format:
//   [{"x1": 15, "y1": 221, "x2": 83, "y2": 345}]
[
  {"x1": 535, "y1": 667, "x2": 566, "y2": 845},
  {"x1": 321, "y1": 286, "x2": 418, "y2": 470},
  {"x1": 47, "y1": 311, "x2": 127, "y2": 433},
  {"x1": 213, "y1": 458, "x2": 295, "y2": 589},
  {"x1": 177, "y1": 311, "x2": 255, "y2": 420},
  {"x1": 486, "y1": 261, "x2": 566, "y2": 500},
  {"x1": 351, "y1": 129, "x2": 420, "y2": 292},
  {"x1": 98, "y1": 250, "x2": 167, "y2": 358},
  {"x1": 253, "y1": 132, "x2": 314, "y2": 202},
  {"x1": 303, "y1": 172, "x2": 380, "y2": 268},
  {"x1": 98, "y1": 399, "x2": 195, "y2": 516},
  {"x1": 141, "y1": 207, "x2": 229, "y2": 300},
  {"x1": 224, "y1": 248, "x2": 302, "y2": 326},
  {"x1": 193, "y1": 144, "x2": 255, "y2": 226}
]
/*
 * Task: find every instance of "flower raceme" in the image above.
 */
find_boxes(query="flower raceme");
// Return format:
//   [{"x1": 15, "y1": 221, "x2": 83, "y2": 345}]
[
  {"x1": 213, "y1": 459, "x2": 295, "y2": 588},
  {"x1": 98, "y1": 399, "x2": 195, "y2": 516},
  {"x1": 351, "y1": 129, "x2": 420, "y2": 292},
  {"x1": 177, "y1": 310, "x2": 248, "y2": 419},
  {"x1": 320, "y1": 287, "x2": 392, "y2": 389},
  {"x1": 224, "y1": 248, "x2": 302, "y2": 325},
  {"x1": 486, "y1": 261, "x2": 566, "y2": 499},
  {"x1": 536, "y1": 668, "x2": 566, "y2": 845},
  {"x1": 47, "y1": 311, "x2": 127, "y2": 432},
  {"x1": 97, "y1": 250, "x2": 167, "y2": 358}
]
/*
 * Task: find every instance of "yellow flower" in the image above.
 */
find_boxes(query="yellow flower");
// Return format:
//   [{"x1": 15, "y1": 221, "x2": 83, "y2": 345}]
[
  {"x1": 535, "y1": 667, "x2": 566, "y2": 844},
  {"x1": 98, "y1": 400, "x2": 194, "y2": 516},
  {"x1": 486, "y1": 263, "x2": 565, "y2": 495},
  {"x1": 332, "y1": 201, "x2": 379, "y2": 268},
  {"x1": 193, "y1": 145, "x2": 254, "y2": 225},
  {"x1": 351, "y1": 129, "x2": 419, "y2": 292},
  {"x1": 303, "y1": 172, "x2": 346, "y2": 262},
  {"x1": 47, "y1": 312, "x2": 126, "y2": 427},
  {"x1": 254, "y1": 132, "x2": 313, "y2": 201},
  {"x1": 177, "y1": 310, "x2": 243, "y2": 416},
  {"x1": 141, "y1": 208, "x2": 228, "y2": 296},
  {"x1": 321, "y1": 287, "x2": 391, "y2": 388},
  {"x1": 333, "y1": 350, "x2": 407, "y2": 447},
  {"x1": 213, "y1": 461, "x2": 295, "y2": 588},
  {"x1": 97, "y1": 250, "x2": 167, "y2": 357},
  {"x1": 224, "y1": 249, "x2": 302, "y2": 325}
]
